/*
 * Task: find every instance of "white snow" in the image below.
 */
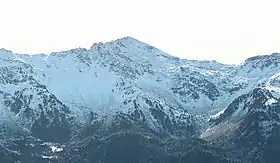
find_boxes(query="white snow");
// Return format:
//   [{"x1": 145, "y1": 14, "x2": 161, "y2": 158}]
[
  {"x1": 41, "y1": 142, "x2": 63, "y2": 153},
  {"x1": 265, "y1": 98, "x2": 278, "y2": 106},
  {"x1": 1, "y1": 37, "x2": 280, "y2": 138},
  {"x1": 265, "y1": 73, "x2": 280, "y2": 92},
  {"x1": 50, "y1": 146, "x2": 63, "y2": 152},
  {"x1": 42, "y1": 155, "x2": 57, "y2": 159},
  {"x1": 210, "y1": 108, "x2": 226, "y2": 119},
  {"x1": 0, "y1": 39, "x2": 235, "y2": 120}
]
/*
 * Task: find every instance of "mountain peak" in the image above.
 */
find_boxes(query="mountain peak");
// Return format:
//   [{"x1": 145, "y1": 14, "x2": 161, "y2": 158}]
[
  {"x1": 241, "y1": 53, "x2": 280, "y2": 72},
  {"x1": 1, "y1": 38, "x2": 280, "y2": 162},
  {"x1": 111, "y1": 36, "x2": 150, "y2": 48},
  {"x1": 0, "y1": 48, "x2": 13, "y2": 54},
  {"x1": 116, "y1": 36, "x2": 139, "y2": 42},
  {"x1": 245, "y1": 53, "x2": 280, "y2": 63}
]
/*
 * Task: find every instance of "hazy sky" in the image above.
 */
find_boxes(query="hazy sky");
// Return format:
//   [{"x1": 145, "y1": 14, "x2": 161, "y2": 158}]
[{"x1": 1, "y1": 0, "x2": 280, "y2": 64}]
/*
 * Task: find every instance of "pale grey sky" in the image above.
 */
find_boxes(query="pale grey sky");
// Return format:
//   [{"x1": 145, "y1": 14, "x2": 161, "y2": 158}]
[{"x1": 0, "y1": 0, "x2": 280, "y2": 64}]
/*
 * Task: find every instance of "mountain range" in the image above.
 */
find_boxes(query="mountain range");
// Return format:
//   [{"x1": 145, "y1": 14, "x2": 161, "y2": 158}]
[{"x1": 0, "y1": 37, "x2": 280, "y2": 163}]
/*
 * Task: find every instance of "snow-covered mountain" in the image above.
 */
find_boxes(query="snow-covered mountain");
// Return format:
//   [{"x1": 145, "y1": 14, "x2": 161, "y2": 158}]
[
  {"x1": 0, "y1": 37, "x2": 234, "y2": 139},
  {"x1": 0, "y1": 37, "x2": 280, "y2": 162}
]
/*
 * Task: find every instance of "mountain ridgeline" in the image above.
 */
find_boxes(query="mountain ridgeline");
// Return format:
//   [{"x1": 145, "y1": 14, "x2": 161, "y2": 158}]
[{"x1": 0, "y1": 37, "x2": 280, "y2": 163}]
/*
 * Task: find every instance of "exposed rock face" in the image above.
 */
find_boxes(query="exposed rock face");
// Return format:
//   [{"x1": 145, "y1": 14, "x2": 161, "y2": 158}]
[{"x1": 0, "y1": 37, "x2": 280, "y2": 163}]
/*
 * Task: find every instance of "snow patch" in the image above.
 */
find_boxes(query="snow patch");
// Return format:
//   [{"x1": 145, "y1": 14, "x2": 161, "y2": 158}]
[
  {"x1": 210, "y1": 108, "x2": 226, "y2": 119},
  {"x1": 50, "y1": 146, "x2": 63, "y2": 152},
  {"x1": 265, "y1": 98, "x2": 278, "y2": 106}
]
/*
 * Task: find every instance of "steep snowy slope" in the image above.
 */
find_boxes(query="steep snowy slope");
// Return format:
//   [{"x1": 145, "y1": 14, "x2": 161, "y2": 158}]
[
  {"x1": 1, "y1": 37, "x2": 280, "y2": 162},
  {"x1": 202, "y1": 53, "x2": 280, "y2": 133},
  {"x1": 200, "y1": 54, "x2": 280, "y2": 162},
  {"x1": 1, "y1": 38, "x2": 279, "y2": 138},
  {"x1": 0, "y1": 37, "x2": 236, "y2": 141}
]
